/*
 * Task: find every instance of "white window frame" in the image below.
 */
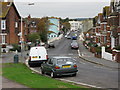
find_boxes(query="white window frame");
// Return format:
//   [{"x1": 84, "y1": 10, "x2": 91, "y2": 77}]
[
  {"x1": 15, "y1": 22, "x2": 18, "y2": 28},
  {"x1": 2, "y1": 35, "x2": 5, "y2": 44},
  {"x1": 1, "y1": 20, "x2": 6, "y2": 30}
]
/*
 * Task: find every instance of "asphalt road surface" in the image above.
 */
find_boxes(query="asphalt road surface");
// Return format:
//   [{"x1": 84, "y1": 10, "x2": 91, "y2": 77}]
[{"x1": 34, "y1": 37, "x2": 118, "y2": 88}]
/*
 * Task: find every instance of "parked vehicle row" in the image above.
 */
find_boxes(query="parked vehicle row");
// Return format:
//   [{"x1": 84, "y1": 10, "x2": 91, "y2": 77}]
[{"x1": 28, "y1": 46, "x2": 78, "y2": 78}]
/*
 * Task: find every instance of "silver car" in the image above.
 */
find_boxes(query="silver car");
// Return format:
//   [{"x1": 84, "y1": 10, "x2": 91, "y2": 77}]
[{"x1": 41, "y1": 56, "x2": 78, "y2": 78}]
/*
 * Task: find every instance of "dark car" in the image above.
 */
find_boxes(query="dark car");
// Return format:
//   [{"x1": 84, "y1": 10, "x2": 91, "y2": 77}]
[
  {"x1": 71, "y1": 40, "x2": 79, "y2": 49},
  {"x1": 48, "y1": 42, "x2": 55, "y2": 48},
  {"x1": 41, "y1": 56, "x2": 78, "y2": 78}
]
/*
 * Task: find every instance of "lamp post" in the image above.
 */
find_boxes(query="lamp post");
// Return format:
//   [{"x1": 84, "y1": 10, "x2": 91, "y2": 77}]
[{"x1": 20, "y1": 17, "x2": 23, "y2": 57}]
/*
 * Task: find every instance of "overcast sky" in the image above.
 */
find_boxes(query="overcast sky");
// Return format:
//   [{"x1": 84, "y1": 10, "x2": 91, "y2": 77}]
[{"x1": 14, "y1": 0, "x2": 110, "y2": 19}]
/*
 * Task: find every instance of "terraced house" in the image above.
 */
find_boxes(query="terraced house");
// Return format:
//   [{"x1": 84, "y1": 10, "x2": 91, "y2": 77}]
[{"x1": 0, "y1": 2, "x2": 21, "y2": 45}]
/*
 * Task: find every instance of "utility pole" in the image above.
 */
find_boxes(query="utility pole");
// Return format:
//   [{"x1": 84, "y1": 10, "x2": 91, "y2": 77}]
[{"x1": 21, "y1": 17, "x2": 23, "y2": 57}]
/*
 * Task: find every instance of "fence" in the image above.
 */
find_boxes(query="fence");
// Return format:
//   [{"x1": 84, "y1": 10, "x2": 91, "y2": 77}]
[{"x1": 102, "y1": 46, "x2": 113, "y2": 61}]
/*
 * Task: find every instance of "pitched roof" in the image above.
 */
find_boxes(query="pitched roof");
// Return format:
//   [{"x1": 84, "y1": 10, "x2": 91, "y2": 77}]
[
  {"x1": 0, "y1": 2, "x2": 21, "y2": 18},
  {"x1": 0, "y1": 2, "x2": 11, "y2": 18},
  {"x1": 103, "y1": 6, "x2": 110, "y2": 16}
]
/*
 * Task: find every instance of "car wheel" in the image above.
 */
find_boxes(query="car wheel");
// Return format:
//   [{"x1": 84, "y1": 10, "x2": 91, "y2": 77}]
[
  {"x1": 50, "y1": 72, "x2": 56, "y2": 78},
  {"x1": 72, "y1": 73, "x2": 76, "y2": 76},
  {"x1": 41, "y1": 68, "x2": 45, "y2": 74},
  {"x1": 28, "y1": 61, "x2": 33, "y2": 67}
]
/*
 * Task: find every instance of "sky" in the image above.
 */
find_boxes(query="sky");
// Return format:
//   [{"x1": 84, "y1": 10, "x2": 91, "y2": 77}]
[{"x1": 14, "y1": 0, "x2": 111, "y2": 19}]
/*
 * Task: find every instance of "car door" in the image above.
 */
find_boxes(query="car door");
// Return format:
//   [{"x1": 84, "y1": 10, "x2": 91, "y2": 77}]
[{"x1": 46, "y1": 58, "x2": 54, "y2": 74}]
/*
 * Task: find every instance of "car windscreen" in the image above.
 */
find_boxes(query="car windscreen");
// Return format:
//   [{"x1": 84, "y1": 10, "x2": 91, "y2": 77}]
[{"x1": 57, "y1": 58, "x2": 76, "y2": 65}]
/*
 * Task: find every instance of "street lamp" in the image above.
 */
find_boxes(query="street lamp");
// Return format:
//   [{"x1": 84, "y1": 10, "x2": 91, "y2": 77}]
[{"x1": 20, "y1": 17, "x2": 23, "y2": 57}]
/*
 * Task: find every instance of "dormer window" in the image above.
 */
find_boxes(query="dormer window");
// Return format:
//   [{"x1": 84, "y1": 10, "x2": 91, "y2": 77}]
[
  {"x1": 1, "y1": 20, "x2": 6, "y2": 30},
  {"x1": 32, "y1": 21, "x2": 36, "y2": 27}
]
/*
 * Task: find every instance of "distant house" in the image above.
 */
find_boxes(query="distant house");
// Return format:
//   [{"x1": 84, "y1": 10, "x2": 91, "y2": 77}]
[
  {"x1": 69, "y1": 21, "x2": 83, "y2": 31},
  {"x1": 48, "y1": 17, "x2": 60, "y2": 39},
  {"x1": 0, "y1": 2, "x2": 21, "y2": 45},
  {"x1": 23, "y1": 15, "x2": 40, "y2": 42}
]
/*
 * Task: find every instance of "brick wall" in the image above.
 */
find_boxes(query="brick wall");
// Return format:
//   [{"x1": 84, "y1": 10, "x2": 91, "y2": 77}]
[{"x1": 6, "y1": 5, "x2": 20, "y2": 44}]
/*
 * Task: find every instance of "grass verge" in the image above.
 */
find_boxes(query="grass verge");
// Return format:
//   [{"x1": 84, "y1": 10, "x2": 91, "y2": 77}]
[{"x1": 2, "y1": 63, "x2": 88, "y2": 89}]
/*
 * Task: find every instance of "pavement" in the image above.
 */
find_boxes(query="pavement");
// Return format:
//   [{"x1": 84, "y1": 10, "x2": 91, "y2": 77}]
[
  {"x1": 1, "y1": 50, "x2": 30, "y2": 89},
  {"x1": 78, "y1": 41, "x2": 119, "y2": 69}
]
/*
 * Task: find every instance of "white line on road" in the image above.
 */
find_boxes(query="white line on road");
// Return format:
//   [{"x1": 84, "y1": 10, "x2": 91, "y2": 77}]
[{"x1": 77, "y1": 49, "x2": 81, "y2": 57}]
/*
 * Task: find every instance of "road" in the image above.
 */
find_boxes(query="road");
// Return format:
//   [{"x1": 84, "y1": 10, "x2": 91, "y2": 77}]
[
  {"x1": 1, "y1": 36, "x2": 118, "y2": 88},
  {"x1": 33, "y1": 37, "x2": 118, "y2": 88}
]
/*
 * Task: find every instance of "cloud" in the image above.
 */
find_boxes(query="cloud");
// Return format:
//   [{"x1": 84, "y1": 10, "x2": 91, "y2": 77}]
[
  {"x1": 15, "y1": 0, "x2": 110, "y2": 3},
  {"x1": 15, "y1": 2, "x2": 110, "y2": 18}
]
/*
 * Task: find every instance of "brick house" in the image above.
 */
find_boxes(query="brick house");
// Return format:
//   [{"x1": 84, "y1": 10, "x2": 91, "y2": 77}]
[
  {"x1": 0, "y1": 2, "x2": 21, "y2": 45},
  {"x1": 100, "y1": 6, "x2": 111, "y2": 47},
  {"x1": 92, "y1": 6, "x2": 111, "y2": 47},
  {"x1": 108, "y1": 0, "x2": 120, "y2": 48},
  {"x1": 23, "y1": 15, "x2": 40, "y2": 42}
]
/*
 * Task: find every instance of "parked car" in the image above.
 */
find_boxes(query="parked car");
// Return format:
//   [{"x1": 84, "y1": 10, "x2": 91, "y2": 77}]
[
  {"x1": 67, "y1": 35, "x2": 71, "y2": 39},
  {"x1": 65, "y1": 35, "x2": 67, "y2": 38},
  {"x1": 71, "y1": 40, "x2": 79, "y2": 49},
  {"x1": 71, "y1": 35, "x2": 77, "y2": 40},
  {"x1": 48, "y1": 42, "x2": 55, "y2": 48},
  {"x1": 41, "y1": 56, "x2": 78, "y2": 78},
  {"x1": 28, "y1": 46, "x2": 48, "y2": 67}
]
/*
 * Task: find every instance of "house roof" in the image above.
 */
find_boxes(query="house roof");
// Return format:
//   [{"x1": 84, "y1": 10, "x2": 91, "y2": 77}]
[
  {"x1": 0, "y1": 2, "x2": 10, "y2": 18},
  {"x1": 23, "y1": 17, "x2": 40, "y2": 24},
  {"x1": 0, "y1": 2, "x2": 21, "y2": 18},
  {"x1": 103, "y1": 6, "x2": 110, "y2": 16}
]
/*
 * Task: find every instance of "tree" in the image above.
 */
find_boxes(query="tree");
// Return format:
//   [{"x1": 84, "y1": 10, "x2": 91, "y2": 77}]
[
  {"x1": 27, "y1": 33, "x2": 40, "y2": 43},
  {"x1": 60, "y1": 18, "x2": 70, "y2": 33},
  {"x1": 37, "y1": 17, "x2": 49, "y2": 43}
]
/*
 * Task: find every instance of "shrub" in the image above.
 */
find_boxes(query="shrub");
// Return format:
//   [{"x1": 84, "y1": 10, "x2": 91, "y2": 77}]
[
  {"x1": 10, "y1": 44, "x2": 21, "y2": 52},
  {"x1": 105, "y1": 46, "x2": 112, "y2": 53},
  {"x1": 95, "y1": 46, "x2": 101, "y2": 54},
  {"x1": 114, "y1": 46, "x2": 120, "y2": 50}
]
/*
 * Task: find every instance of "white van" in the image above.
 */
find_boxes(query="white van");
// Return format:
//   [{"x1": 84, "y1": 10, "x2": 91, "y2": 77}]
[{"x1": 28, "y1": 46, "x2": 48, "y2": 67}]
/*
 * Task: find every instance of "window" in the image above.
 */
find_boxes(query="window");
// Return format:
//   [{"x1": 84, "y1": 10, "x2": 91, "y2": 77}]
[
  {"x1": 119, "y1": 35, "x2": 120, "y2": 45},
  {"x1": 48, "y1": 59, "x2": 53, "y2": 64},
  {"x1": 104, "y1": 36, "x2": 106, "y2": 43},
  {"x1": 15, "y1": 22, "x2": 18, "y2": 28},
  {"x1": 1, "y1": 20, "x2": 6, "y2": 30},
  {"x1": 2, "y1": 35, "x2": 5, "y2": 44},
  {"x1": 104, "y1": 24, "x2": 106, "y2": 31}
]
